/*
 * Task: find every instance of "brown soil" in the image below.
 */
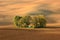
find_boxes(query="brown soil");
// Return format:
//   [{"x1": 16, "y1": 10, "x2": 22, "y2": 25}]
[{"x1": 0, "y1": 28, "x2": 60, "y2": 40}]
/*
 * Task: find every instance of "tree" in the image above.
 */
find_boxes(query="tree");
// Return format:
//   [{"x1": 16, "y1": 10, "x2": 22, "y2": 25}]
[
  {"x1": 33, "y1": 15, "x2": 46, "y2": 28},
  {"x1": 22, "y1": 16, "x2": 32, "y2": 28},
  {"x1": 38, "y1": 15, "x2": 46, "y2": 28},
  {"x1": 17, "y1": 15, "x2": 32, "y2": 28},
  {"x1": 14, "y1": 16, "x2": 22, "y2": 27}
]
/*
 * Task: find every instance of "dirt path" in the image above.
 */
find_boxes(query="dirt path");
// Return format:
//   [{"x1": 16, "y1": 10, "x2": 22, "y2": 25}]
[{"x1": 0, "y1": 28, "x2": 60, "y2": 40}]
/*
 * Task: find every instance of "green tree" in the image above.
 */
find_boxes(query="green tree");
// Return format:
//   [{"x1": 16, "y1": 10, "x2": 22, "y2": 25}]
[
  {"x1": 23, "y1": 16, "x2": 32, "y2": 28},
  {"x1": 36, "y1": 15, "x2": 46, "y2": 28},
  {"x1": 17, "y1": 16, "x2": 32, "y2": 28},
  {"x1": 14, "y1": 16, "x2": 22, "y2": 27}
]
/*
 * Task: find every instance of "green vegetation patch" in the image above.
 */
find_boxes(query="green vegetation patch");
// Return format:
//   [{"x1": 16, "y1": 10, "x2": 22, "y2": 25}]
[{"x1": 14, "y1": 15, "x2": 47, "y2": 28}]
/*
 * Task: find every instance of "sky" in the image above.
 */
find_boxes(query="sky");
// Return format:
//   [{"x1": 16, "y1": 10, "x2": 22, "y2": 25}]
[{"x1": 0, "y1": 0, "x2": 60, "y2": 27}]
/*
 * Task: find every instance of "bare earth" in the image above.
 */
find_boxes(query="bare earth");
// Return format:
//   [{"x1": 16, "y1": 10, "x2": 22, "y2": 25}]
[{"x1": 0, "y1": 28, "x2": 60, "y2": 40}]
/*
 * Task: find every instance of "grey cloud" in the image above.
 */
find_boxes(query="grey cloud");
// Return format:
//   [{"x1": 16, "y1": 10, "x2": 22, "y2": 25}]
[
  {"x1": 36, "y1": 4, "x2": 54, "y2": 15},
  {"x1": 9, "y1": 8, "x2": 21, "y2": 11},
  {"x1": 0, "y1": 14, "x2": 8, "y2": 18},
  {"x1": 0, "y1": 23, "x2": 13, "y2": 26},
  {"x1": 29, "y1": 4, "x2": 54, "y2": 16},
  {"x1": 46, "y1": 17, "x2": 57, "y2": 23},
  {"x1": 0, "y1": 21, "x2": 13, "y2": 26},
  {"x1": 0, "y1": 14, "x2": 13, "y2": 26},
  {"x1": 56, "y1": 9, "x2": 60, "y2": 13},
  {"x1": 29, "y1": 9, "x2": 54, "y2": 16}
]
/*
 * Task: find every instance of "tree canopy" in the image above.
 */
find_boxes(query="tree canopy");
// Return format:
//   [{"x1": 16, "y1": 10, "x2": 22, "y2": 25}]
[{"x1": 14, "y1": 15, "x2": 47, "y2": 28}]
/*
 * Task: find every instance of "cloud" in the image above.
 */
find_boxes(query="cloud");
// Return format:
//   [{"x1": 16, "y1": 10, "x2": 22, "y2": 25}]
[
  {"x1": 0, "y1": 14, "x2": 13, "y2": 26},
  {"x1": 56, "y1": 9, "x2": 60, "y2": 13},
  {"x1": 0, "y1": 22, "x2": 13, "y2": 26},
  {"x1": 28, "y1": 4, "x2": 54, "y2": 16},
  {"x1": 29, "y1": 9, "x2": 54, "y2": 15},
  {"x1": 46, "y1": 17, "x2": 57, "y2": 23}
]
